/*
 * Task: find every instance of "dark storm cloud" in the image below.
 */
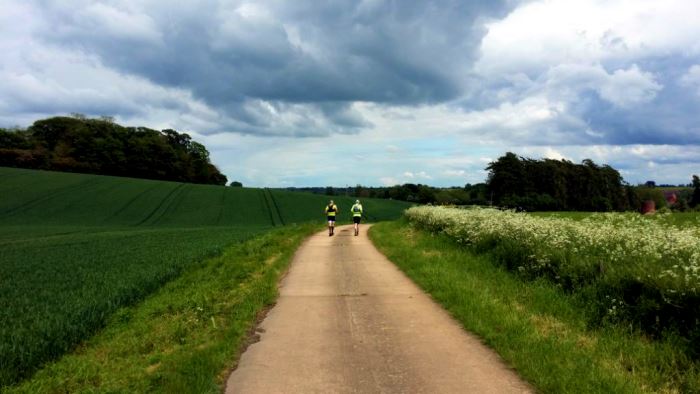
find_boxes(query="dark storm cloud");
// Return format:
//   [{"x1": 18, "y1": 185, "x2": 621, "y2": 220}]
[{"x1": 31, "y1": 0, "x2": 512, "y2": 128}]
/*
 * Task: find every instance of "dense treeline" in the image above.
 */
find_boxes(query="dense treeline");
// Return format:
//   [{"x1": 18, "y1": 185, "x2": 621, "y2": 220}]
[
  {"x1": 286, "y1": 152, "x2": 699, "y2": 213},
  {"x1": 486, "y1": 152, "x2": 632, "y2": 211},
  {"x1": 0, "y1": 116, "x2": 227, "y2": 185},
  {"x1": 284, "y1": 183, "x2": 488, "y2": 206}
]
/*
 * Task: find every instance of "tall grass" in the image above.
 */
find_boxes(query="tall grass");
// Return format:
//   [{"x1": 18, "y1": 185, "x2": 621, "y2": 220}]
[
  {"x1": 370, "y1": 220, "x2": 700, "y2": 393},
  {"x1": 405, "y1": 206, "x2": 700, "y2": 356}
]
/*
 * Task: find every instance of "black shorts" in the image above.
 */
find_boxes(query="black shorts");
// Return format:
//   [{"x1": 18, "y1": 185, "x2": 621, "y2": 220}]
[
  {"x1": 327, "y1": 216, "x2": 336, "y2": 222},
  {"x1": 353, "y1": 216, "x2": 361, "y2": 224}
]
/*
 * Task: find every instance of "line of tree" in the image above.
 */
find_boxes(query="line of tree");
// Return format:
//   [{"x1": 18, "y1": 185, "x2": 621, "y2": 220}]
[
  {"x1": 0, "y1": 115, "x2": 227, "y2": 185},
  {"x1": 486, "y1": 152, "x2": 634, "y2": 211},
  {"x1": 283, "y1": 183, "x2": 488, "y2": 205},
  {"x1": 284, "y1": 153, "x2": 700, "y2": 213}
]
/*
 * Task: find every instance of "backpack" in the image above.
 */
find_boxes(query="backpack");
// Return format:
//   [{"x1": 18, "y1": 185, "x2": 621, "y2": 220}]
[{"x1": 353, "y1": 205, "x2": 360, "y2": 213}]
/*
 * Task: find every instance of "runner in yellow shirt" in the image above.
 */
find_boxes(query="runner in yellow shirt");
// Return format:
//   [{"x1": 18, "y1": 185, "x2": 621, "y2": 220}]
[
  {"x1": 324, "y1": 200, "x2": 338, "y2": 236},
  {"x1": 350, "y1": 200, "x2": 363, "y2": 236}
]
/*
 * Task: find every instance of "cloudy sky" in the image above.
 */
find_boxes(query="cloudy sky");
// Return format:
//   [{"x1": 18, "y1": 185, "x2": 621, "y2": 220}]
[{"x1": 2, "y1": 0, "x2": 699, "y2": 187}]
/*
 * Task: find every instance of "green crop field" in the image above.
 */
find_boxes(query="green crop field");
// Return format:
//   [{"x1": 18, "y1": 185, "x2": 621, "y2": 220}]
[{"x1": 0, "y1": 166, "x2": 411, "y2": 386}]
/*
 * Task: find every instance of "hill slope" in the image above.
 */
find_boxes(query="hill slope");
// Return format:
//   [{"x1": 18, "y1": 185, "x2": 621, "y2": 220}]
[
  {"x1": 0, "y1": 167, "x2": 410, "y2": 227},
  {"x1": 0, "y1": 166, "x2": 411, "y2": 386}
]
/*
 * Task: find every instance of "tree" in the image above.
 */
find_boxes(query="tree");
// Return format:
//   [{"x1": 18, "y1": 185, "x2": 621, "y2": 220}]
[
  {"x1": 690, "y1": 175, "x2": 700, "y2": 208},
  {"x1": 485, "y1": 153, "x2": 627, "y2": 211},
  {"x1": 230, "y1": 181, "x2": 243, "y2": 187},
  {"x1": 2, "y1": 116, "x2": 227, "y2": 185},
  {"x1": 486, "y1": 152, "x2": 526, "y2": 205}
]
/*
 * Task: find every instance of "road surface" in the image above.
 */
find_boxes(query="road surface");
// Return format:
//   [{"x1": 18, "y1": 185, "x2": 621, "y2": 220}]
[{"x1": 226, "y1": 224, "x2": 531, "y2": 393}]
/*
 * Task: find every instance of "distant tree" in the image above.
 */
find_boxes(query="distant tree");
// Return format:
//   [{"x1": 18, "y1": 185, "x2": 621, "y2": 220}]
[
  {"x1": 690, "y1": 175, "x2": 700, "y2": 208},
  {"x1": 230, "y1": 181, "x2": 243, "y2": 187},
  {"x1": 625, "y1": 185, "x2": 641, "y2": 211},
  {"x1": 0, "y1": 128, "x2": 31, "y2": 149},
  {"x1": 673, "y1": 197, "x2": 689, "y2": 212},
  {"x1": 1, "y1": 116, "x2": 227, "y2": 185},
  {"x1": 325, "y1": 186, "x2": 335, "y2": 196},
  {"x1": 354, "y1": 184, "x2": 371, "y2": 198},
  {"x1": 485, "y1": 153, "x2": 628, "y2": 211},
  {"x1": 417, "y1": 184, "x2": 435, "y2": 204},
  {"x1": 645, "y1": 180, "x2": 656, "y2": 188}
]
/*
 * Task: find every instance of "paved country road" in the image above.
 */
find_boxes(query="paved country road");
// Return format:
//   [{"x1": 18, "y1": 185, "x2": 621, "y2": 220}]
[{"x1": 226, "y1": 224, "x2": 532, "y2": 394}]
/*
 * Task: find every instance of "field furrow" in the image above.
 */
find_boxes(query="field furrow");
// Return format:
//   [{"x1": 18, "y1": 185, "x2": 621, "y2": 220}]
[
  {"x1": 135, "y1": 183, "x2": 186, "y2": 226},
  {"x1": 0, "y1": 177, "x2": 100, "y2": 218}
]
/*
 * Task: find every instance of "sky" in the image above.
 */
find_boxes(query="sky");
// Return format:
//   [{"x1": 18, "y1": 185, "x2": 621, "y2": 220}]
[{"x1": 2, "y1": 0, "x2": 699, "y2": 187}]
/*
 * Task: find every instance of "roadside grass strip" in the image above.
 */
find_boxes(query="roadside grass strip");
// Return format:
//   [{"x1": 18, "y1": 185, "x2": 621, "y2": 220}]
[
  {"x1": 369, "y1": 220, "x2": 700, "y2": 393},
  {"x1": 3, "y1": 223, "x2": 319, "y2": 393}
]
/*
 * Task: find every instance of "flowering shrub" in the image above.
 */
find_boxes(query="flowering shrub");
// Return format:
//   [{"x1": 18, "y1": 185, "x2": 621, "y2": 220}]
[{"x1": 406, "y1": 206, "x2": 700, "y2": 344}]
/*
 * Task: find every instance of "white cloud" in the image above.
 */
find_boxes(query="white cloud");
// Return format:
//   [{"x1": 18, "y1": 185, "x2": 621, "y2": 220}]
[
  {"x1": 598, "y1": 65, "x2": 662, "y2": 107},
  {"x1": 0, "y1": 41, "x2": 221, "y2": 130},
  {"x1": 74, "y1": 3, "x2": 163, "y2": 44},
  {"x1": 680, "y1": 65, "x2": 700, "y2": 96},
  {"x1": 400, "y1": 171, "x2": 431, "y2": 180},
  {"x1": 379, "y1": 177, "x2": 400, "y2": 186},
  {"x1": 542, "y1": 147, "x2": 565, "y2": 160},
  {"x1": 416, "y1": 171, "x2": 432, "y2": 180},
  {"x1": 476, "y1": 0, "x2": 700, "y2": 75},
  {"x1": 544, "y1": 63, "x2": 662, "y2": 108},
  {"x1": 444, "y1": 169, "x2": 466, "y2": 177}
]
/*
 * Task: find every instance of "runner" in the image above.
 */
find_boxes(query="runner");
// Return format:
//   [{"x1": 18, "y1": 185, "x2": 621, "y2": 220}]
[
  {"x1": 350, "y1": 199, "x2": 363, "y2": 236},
  {"x1": 324, "y1": 200, "x2": 338, "y2": 236}
]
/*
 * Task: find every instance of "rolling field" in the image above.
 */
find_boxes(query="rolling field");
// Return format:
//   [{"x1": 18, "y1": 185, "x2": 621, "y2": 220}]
[{"x1": 0, "y1": 166, "x2": 411, "y2": 386}]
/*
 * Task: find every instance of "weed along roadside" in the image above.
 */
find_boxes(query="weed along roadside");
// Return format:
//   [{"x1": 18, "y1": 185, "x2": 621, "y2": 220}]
[
  {"x1": 4, "y1": 224, "x2": 320, "y2": 393},
  {"x1": 369, "y1": 217, "x2": 700, "y2": 393}
]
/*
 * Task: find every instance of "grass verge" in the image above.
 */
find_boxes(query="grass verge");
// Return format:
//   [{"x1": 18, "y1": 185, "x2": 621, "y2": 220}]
[
  {"x1": 369, "y1": 219, "x2": 699, "y2": 393},
  {"x1": 3, "y1": 223, "x2": 320, "y2": 393}
]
